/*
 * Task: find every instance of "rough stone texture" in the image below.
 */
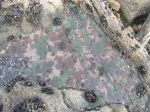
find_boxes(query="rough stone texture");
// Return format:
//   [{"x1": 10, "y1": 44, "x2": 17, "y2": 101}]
[
  {"x1": 115, "y1": 0, "x2": 150, "y2": 23},
  {"x1": 0, "y1": 79, "x2": 72, "y2": 112},
  {"x1": 110, "y1": 104, "x2": 128, "y2": 112},
  {"x1": 0, "y1": 79, "x2": 129, "y2": 112},
  {"x1": 61, "y1": 88, "x2": 105, "y2": 111}
]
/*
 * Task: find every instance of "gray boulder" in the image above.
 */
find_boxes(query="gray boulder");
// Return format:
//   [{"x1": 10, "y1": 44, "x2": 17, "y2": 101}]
[
  {"x1": 137, "y1": 13, "x2": 150, "y2": 41},
  {"x1": 115, "y1": 0, "x2": 150, "y2": 23}
]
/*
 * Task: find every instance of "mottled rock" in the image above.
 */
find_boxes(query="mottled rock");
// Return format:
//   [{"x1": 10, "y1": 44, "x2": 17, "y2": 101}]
[
  {"x1": 115, "y1": 0, "x2": 150, "y2": 23},
  {"x1": 110, "y1": 104, "x2": 128, "y2": 112}
]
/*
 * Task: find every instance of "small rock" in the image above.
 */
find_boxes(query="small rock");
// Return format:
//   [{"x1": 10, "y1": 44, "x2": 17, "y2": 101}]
[
  {"x1": 127, "y1": 26, "x2": 134, "y2": 33},
  {"x1": 108, "y1": 0, "x2": 120, "y2": 12}
]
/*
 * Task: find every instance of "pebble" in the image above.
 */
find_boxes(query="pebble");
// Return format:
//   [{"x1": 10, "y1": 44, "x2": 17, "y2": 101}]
[
  {"x1": 127, "y1": 26, "x2": 134, "y2": 33},
  {"x1": 108, "y1": 0, "x2": 120, "y2": 12}
]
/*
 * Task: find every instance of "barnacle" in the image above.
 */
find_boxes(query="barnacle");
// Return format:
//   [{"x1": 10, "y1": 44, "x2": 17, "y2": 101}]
[
  {"x1": 116, "y1": 30, "x2": 121, "y2": 37},
  {"x1": 85, "y1": 3, "x2": 93, "y2": 13},
  {"x1": 37, "y1": 80, "x2": 46, "y2": 86},
  {"x1": 5, "y1": 14, "x2": 20, "y2": 24},
  {"x1": 84, "y1": 90, "x2": 97, "y2": 103},
  {"x1": 53, "y1": 17, "x2": 62, "y2": 26},
  {"x1": 23, "y1": 81, "x2": 33, "y2": 87},
  {"x1": 26, "y1": 1, "x2": 43, "y2": 25},
  {"x1": 41, "y1": 87, "x2": 54, "y2": 95},
  {"x1": 9, "y1": 3, "x2": 24, "y2": 14},
  {"x1": 5, "y1": 76, "x2": 26, "y2": 92},
  {"x1": 7, "y1": 35, "x2": 16, "y2": 42},
  {"x1": 100, "y1": 15, "x2": 107, "y2": 27},
  {"x1": 136, "y1": 83, "x2": 147, "y2": 98},
  {"x1": 121, "y1": 26, "x2": 125, "y2": 30},
  {"x1": 137, "y1": 65, "x2": 147, "y2": 75},
  {"x1": 13, "y1": 97, "x2": 45, "y2": 112}
]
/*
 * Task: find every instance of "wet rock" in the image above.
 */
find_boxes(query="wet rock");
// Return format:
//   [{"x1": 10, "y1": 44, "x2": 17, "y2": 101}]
[
  {"x1": 137, "y1": 13, "x2": 150, "y2": 41},
  {"x1": 110, "y1": 104, "x2": 128, "y2": 112},
  {"x1": 115, "y1": 0, "x2": 150, "y2": 23}
]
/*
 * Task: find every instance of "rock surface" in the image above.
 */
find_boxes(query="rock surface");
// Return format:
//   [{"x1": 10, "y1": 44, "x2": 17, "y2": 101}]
[
  {"x1": 115, "y1": 0, "x2": 150, "y2": 23},
  {"x1": 0, "y1": 77, "x2": 129, "y2": 112}
]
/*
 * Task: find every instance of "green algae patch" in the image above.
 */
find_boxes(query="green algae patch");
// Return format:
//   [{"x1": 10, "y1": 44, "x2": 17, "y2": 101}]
[
  {"x1": 80, "y1": 28, "x2": 91, "y2": 45},
  {"x1": 52, "y1": 46, "x2": 58, "y2": 53},
  {"x1": 71, "y1": 40, "x2": 82, "y2": 47},
  {"x1": 31, "y1": 62, "x2": 38, "y2": 75},
  {"x1": 25, "y1": 69, "x2": 31, "y2": 74},
  {"x1": 122, "y1": 77, "x2": 127, "y2": 84},
  {"x1": 53, "y1": 76, "x2": 63, "y2": 88},
  {"x1": 81, "y1": 13, "x2": 87, "y2": 19},
  {"x1": 125, "y1": 70, "x2": 129, "y2": 75},
  {"x1": 75, "y1": 47, "x2": 82, "y2": 53},
  {"x1": 119, "y1": 62, "x2": 124, "y2": 68},
  {"x1": 109, "y1": 58, "x2": 119, "y2": 67},
  {"x1": 98, "y1": 66, "x2": 105, "y2": 77},
  {"x1": 107, "y1": 86, "x2": 114, "y2": 92},
  {"x1": 90, "y1": 20, "x2": 104, "y2": 35},
  {"x1": 98, "y1": 41, "x2": 106, "y2": 54},
  {"x1": 30, "y1": 34, "x2": 48, "y2": 59},
  {"x1": 60, "y1": 74, "x2": 69, "y2": 82},
  {"x1": 74, "y1": 52, "x2": 80, "y2": 58},
  {"x1": 70, "y1": 4, "x2": 76, "y2": 8},
  {"x1": 19, "y1": 66, "x2": 25, "y2": 72},
  {"x1": 67, "y1": 69, "x2": 73, "y2": 75},
  {"x1": 62, "y1": 17, "x2": 76, "y2": 29},
  {"x1": 52, "y1": 42, "x2": 58, "y2": 53},
  {"x1": 52, "y1": 26, "x2": 60, "y2": 31}
]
